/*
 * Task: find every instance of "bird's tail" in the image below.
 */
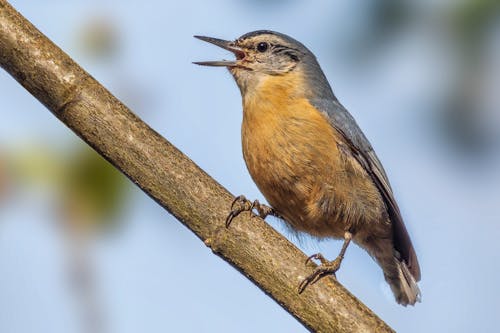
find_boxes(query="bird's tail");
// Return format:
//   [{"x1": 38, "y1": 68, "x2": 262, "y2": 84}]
[
  {"x1": 380, "y1": 255, "x2": 421, "y2": 306},
  {"x1": 360, "y1": 234, "x2": 421, "y2": 306}
]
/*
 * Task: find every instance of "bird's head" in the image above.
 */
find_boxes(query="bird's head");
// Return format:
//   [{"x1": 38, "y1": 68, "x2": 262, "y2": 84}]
[{"x1": 194, "y1": 30, "x2": 317, "y2": 95}]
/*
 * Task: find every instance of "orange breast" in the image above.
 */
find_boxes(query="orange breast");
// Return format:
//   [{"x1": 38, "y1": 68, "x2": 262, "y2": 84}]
[{"x1": 241, "y1": 71, "x2": 384, "y2": 238}]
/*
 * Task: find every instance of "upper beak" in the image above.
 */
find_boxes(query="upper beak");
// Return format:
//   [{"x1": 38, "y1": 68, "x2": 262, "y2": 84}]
[{"x1": 193, "y1": 35, "x2": 245, "y2": 67}]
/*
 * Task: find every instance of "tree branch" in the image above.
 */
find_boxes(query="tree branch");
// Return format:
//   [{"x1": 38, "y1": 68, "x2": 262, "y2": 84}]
[{"x1": 0, "y1": 1, "x2": 394, "y2": 332}]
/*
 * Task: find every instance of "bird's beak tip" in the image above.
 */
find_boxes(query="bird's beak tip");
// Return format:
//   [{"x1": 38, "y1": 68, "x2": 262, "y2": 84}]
[
  {"x1": 193, "y1": 34, "x2": 244, "y2": 67},
  {"x1": 193, "y1": 60, "x2": 237, "y2": 67},
  {"x1": 193, "y1": 35, "x2": 206, "y2": 41}
]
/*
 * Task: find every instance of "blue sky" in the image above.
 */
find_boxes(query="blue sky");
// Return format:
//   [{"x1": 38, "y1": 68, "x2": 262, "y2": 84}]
[{"x1": 1, "y1": 1, "x2": 500, "y2": 332}]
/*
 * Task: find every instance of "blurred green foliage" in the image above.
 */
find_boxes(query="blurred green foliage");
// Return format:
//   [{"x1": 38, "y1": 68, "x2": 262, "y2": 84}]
[
  {"x1": 0, "y1": 149, "x2": 8, "y2": 205},
  {"x1": 444, "y1": 0, "x2": 500, "y2": 154},
  {"x1": 6, "y1": 142, "x2": 129, "y2": 232},
  {"x1": 62, "y1": 145, "x2": 128, "y2": 231},
  {"x1": 452, "y1": 0, "x2": 500, "y2": 46}
]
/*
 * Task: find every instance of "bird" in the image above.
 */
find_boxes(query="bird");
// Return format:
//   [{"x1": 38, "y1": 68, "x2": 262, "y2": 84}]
[{"x1": 194, "y1": 30, "x2": 421, "y2": 306}]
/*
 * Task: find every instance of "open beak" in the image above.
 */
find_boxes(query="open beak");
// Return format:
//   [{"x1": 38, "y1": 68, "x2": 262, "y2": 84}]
[{"x1": 193, "y1": 35, "x2": 245, "y2": 67}]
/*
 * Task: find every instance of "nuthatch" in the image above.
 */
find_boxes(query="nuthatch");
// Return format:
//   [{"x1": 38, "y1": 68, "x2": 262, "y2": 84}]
[{"x1": 194, "y1": 30, "x2": 421, "y2": 306}]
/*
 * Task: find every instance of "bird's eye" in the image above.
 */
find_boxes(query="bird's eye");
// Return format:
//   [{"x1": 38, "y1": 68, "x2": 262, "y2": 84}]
[{"x1": 256, "y1": 42, "x2": 269, "y2": 52}]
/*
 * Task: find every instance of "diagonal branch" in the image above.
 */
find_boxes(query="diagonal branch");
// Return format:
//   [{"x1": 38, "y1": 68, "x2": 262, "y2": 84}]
[{"x1": 0, "y1": 1, "x2": 394, "y2": 332}]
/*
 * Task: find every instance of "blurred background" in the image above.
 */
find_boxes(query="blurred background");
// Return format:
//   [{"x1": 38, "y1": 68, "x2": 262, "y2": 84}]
[{"x1": 1, "y1": 0, "x2": 499, "y2": 332}]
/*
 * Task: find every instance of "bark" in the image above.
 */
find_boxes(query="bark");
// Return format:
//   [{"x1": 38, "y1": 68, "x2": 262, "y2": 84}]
[{"x1": 0, "y1": 1, "x2": 394, "y2": 332}]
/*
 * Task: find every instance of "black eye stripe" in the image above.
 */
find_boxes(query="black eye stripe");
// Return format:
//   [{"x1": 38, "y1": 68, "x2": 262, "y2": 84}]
[
  {"x1": 273, "y1": 45, "x2": 299, "y2": 53},
  {"x1": 271, "y1": 45, "x2": 301, "y2": 61},
  {"x1": 273, "y1": 44, "x2": 287, "y2": 52},
  {"x1": 284, "y1": 51, "x2": 299, "y2": 61}
]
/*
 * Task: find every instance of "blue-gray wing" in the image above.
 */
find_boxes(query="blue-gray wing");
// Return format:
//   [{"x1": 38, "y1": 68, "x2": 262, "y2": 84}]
[{"x1": 311, "y1": 98, "x2": 420, "y2": 280}]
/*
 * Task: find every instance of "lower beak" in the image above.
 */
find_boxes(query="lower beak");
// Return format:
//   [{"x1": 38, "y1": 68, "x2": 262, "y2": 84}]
[{"x1": 193, "y1": 35, "x2": 245, "y2": 67}]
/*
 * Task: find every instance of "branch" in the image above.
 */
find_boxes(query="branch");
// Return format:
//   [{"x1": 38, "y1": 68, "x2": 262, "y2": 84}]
[{"x1": 0, "y1": 1, "x2": 394, "y2": 332}]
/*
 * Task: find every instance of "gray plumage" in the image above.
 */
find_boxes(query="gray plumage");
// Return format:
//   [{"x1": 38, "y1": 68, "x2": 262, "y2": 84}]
[
  {"x1": 253, "y1": 30, "x2": 421, "y2": 279},
  {"x1": 195, "y1": 30, "x2": 421, "y2": 305}
]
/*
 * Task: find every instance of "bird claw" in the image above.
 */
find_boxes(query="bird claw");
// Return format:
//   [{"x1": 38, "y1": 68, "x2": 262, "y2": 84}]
[
  {"x1": 305, "y1": 253, "x2": 329, "y2": 265},
  {"x1": 298, "y1": 253, "x2": 343, "y2": 294},
  {"x1": 225, "y1": 195, "x2": 279, "y2": 228},
  {"x1": 251, "y1": 199, "x2": 279, "y2": 219},
  {"x1": 225, "y1": 195, "x2": 252, "y2": 227}
]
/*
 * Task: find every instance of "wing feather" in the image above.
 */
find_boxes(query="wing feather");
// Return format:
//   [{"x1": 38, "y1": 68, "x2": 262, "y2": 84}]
[{"x1": 311, "y1": 98, "x2": 421, "y2": 280}]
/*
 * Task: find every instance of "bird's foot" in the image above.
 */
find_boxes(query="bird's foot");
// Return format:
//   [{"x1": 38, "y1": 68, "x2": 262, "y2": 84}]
[
  {"x1": 225, "y1": 195, "x2": 278, "y2": 227},
  {"x1": 251, "y1": 199, "x2": 279, "y2": 219},
  {"x1": 298, "y1": 253, "x2": 343, "y2": 293},
  {"x1": 225, "y1": 195, "x2": 252, "y2": 227}
]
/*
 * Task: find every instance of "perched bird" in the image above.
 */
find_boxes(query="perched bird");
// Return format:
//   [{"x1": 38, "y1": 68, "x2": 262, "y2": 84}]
[{"x1": 194, "y1": 30, "x2": 421, "y2": 306}]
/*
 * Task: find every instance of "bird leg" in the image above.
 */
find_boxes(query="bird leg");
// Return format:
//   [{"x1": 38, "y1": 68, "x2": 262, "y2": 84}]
[
  {"x1": 225, "y1": 195, "x2": 280, "y2": 227},
  {"x1": 251, "y1": 199, "x2": 279, "y2": 219},
  {"x1": 298, "y1": 231, "x2": 352, "y2": 293},
  {"x1": 225, "y1": 195, "x2": 251, "y2": 227}
]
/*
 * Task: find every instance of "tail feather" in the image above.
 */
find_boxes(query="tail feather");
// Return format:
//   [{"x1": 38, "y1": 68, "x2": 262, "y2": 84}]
[
  {"x1": 385, "y1": 259, "x2": 421, "y2": 306},
  {"x1": 356, "y1": 231, "x2": 421, "y2": 305}
]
